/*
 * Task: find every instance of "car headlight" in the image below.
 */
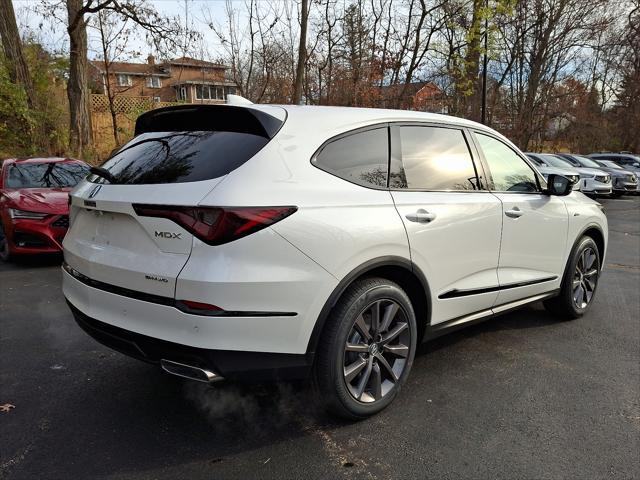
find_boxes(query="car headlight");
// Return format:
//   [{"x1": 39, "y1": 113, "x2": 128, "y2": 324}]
[{"x1": 8, "y1": 208, "x2": 49, "y2": 220}]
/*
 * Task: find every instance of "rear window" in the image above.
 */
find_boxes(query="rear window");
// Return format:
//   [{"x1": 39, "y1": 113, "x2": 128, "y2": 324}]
[
  {"x1": 92, "y1": 105, "x2": 284, "y2": 185},
  {"x1": 6, "y1": 162, "x2": 89, "y2": 188},
  {"x1": 95, "y1": 131, "x2": 269, "y2": 185}
]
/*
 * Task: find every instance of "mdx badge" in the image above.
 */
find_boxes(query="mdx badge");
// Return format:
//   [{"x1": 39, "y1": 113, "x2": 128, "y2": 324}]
[{"x1": 155, "y1": 231, "x2": 182, "y2": 239}]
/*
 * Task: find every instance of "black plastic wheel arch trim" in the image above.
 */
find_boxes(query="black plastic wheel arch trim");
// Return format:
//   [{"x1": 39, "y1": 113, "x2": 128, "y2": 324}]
[
  {"x1": 62, "y1": 262, "x2": 297, "y2": 317},
  {"x1": 305, "y1": 255, "x2": 431, "y2": 356}
]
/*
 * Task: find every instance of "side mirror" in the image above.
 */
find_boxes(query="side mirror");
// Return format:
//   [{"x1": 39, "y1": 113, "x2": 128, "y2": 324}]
[{"x1": 545, "y1": 174, "x2": 572, "y2": 196}]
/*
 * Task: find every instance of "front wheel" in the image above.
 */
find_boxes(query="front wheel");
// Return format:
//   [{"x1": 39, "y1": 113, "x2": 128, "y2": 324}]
[
  {"x1": 544, "y1": 236, "x2": 601, "y2": 319},
  {"x1": 314, "y1": 277, "x2": 417, "y2": 419}
]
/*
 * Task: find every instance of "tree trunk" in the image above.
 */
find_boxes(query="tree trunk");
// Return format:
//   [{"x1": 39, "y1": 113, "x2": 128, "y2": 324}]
[
  {"x1": 292, "y1": 0, "x2": 308, "y2": 104},
  {"x1": 66, "y1": 0, "x2": 92, "y2": 157},
  {"x1": 0, "y1": 0, "x2": 36, "y2": 108}
]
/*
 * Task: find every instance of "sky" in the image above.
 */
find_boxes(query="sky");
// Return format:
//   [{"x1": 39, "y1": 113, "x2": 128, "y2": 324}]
[{"x1": 12, "y1": 0, "x2": 235, "y2": 61}]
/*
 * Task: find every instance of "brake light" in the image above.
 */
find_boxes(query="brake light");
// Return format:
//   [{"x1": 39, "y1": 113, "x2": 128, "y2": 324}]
[{"x1": 132, "y1": 204, "x2": 297, "y2": 245}]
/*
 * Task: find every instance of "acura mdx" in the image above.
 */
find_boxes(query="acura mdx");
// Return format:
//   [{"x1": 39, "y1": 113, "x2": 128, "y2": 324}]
[{"x1": 63, "y1": 103, "x2": 608, "y2": 418}]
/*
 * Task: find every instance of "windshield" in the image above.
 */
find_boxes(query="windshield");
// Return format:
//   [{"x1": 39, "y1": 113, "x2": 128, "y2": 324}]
[
  {"x1": 6, "y1": 162, "x2": 89, "y2": 188},
  {"x1": 540, "y1": 154, "x2": 574, "y2": 169},
  {"x1": 572, "y1": 155, "x2": 602, "y2": 168},
  {"x1": 596, "y1": 160, "x2": 623, "y2": 169}
]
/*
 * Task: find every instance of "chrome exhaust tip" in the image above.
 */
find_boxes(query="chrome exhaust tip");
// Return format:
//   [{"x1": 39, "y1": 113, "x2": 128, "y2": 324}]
[{"x1": 160, "y1": 359, "x2": 224, "y2": 384}]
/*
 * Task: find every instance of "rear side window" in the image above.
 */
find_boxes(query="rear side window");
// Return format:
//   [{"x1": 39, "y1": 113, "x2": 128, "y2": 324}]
[
  {"x1": 96, "y1": 131, "x2": 268, "y2": 185},
  {"x1": 392, "y1": 126, "x2": 479, "y2": 190},
  {"x1": 313, "y1": 128, "x2": 388, "y2": 188}
]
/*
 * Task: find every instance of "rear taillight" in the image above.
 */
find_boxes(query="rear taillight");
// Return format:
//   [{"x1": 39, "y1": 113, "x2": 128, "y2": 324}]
[{"x1": 132, "y1": 204, "x2": 297, "y2": 245}]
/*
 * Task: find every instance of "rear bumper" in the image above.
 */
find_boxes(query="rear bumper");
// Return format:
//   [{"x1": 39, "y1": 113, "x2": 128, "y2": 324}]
[
  {"x1": 62, "y1": 267, "x2": 321, "y2": 355},
  {"x1": 67, "y1": 300, "x2": 312, "y2": 380}
]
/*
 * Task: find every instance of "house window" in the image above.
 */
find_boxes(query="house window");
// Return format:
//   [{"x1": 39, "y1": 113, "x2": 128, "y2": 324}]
[
  {"x1": 194, "y1": 85, "x2": 226, "y2": 101},
  {"x1": 146, "y1": 76, "x2": 161, "y2": 88},
  {"x1": 226, "y1": 86, "x2": 236, "y2": 96},
  {"x1": 195, "y1": 85, "x2": 211, "y2": 100},
  {"x1": 177, "y1": 86, "x2": 187, "y2": 101},
  {"x1": 116, "y1": 74, "x2": 132, "y2": 86}
]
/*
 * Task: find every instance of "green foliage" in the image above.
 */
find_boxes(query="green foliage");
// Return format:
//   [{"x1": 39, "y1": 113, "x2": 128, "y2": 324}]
[{"x1": 0, "y1": 41, "x2": 69, "y2": 159}]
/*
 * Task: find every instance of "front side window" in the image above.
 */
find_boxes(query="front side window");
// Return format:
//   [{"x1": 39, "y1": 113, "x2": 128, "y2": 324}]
[
  {"x1": 392, "y1": 126, "x2": 479, "y2": 190},
  {"x1": 475, "y1": 133, "x2": 538, "y2": 192},
  {"x1": 313, "y1": 128, "x2": 388, "y2": 188}
]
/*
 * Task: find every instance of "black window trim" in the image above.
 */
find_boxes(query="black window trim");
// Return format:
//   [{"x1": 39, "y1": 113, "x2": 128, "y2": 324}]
[
  {"x1": 310, "y1": 121, "x2": 490, "y2": 193},
  {"x1": 469, "y1": 129, "x2": 547, "y2": 194}
]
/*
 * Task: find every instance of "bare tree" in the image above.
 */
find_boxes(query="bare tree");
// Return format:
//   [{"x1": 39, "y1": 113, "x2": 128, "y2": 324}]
[{"x1": 293, "y1": 0, "x2": 309, "y2": 104}]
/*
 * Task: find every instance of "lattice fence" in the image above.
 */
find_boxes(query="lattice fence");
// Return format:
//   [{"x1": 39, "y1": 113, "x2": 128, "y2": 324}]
[{"x1": 90, "y1": 94, "x2": 180, "y2": 159}]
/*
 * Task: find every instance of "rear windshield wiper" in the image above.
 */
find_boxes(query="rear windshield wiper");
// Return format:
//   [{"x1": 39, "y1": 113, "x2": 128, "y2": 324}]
[{"x1": 90, "y1": 166, "x2": 117, "y2": 184}]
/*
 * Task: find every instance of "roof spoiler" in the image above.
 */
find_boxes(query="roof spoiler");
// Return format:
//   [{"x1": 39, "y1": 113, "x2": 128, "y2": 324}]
[
  {"x1": 134, "y1": 104, "x2": 283, "y2": 139},
  {"x1": 226, "y1": 94, "x2": 253, "y2": 106}
]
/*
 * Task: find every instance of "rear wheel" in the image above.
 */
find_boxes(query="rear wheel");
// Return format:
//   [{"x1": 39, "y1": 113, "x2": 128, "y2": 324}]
[
  {"x1": 544, "y1": 236, "x2": 600, "y2": 319},
  {"x1": 314, "y1": 277, "x2": 417, "y2": 419},
  {"x1": 0, "y1": 221, "x2": 11, "y2": 262}
]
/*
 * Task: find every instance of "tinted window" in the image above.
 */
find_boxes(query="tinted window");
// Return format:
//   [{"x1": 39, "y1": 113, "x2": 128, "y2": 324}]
[
  {"x1": 314, "y1": 128, "x2": 388, "y2": 188},
  {"x1": 95, "y1": 131, "x2": 269, "y2": 185},
  {"x1": 6, "y1": 162, "x2": 89, "y2": 188},
  {"x1": 476, "y1": 133, "x2": 538, "y2": 192},
  {"x1": 393, "y1": 126, "x2": 478, "y2": 190}
]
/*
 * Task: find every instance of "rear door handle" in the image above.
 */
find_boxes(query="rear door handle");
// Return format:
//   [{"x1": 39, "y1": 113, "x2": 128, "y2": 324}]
[
  {"x1": 505, "y1": 206, "x2": 523, "y2": 218},
  {"x1": 405, "y1": 209, "x2": 436, "y2": 223}
]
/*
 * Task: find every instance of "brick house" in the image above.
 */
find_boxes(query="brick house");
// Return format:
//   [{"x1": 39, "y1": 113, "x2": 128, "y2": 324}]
[{"x1": 89, "y1": 55, "x2": 237, "y2": 103}]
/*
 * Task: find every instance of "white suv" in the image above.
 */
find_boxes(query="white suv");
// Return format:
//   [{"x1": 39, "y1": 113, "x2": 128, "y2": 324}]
[{"x1": 63, "y1": 104, "x2": 608, "y2": 418}]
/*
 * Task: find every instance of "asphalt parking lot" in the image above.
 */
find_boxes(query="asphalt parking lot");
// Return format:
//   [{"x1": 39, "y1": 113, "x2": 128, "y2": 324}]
[{"x1": 1, "y1": 196, "x2": 639, "y2": 480}]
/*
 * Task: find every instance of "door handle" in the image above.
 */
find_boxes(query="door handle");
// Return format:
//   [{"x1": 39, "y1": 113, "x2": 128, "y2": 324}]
[
  {"x1": 405, "y1": 209, "x2": 436, "y2": 223},
  {"x1": 505, "y1": 206, "x2": 523, "y2": 218}
]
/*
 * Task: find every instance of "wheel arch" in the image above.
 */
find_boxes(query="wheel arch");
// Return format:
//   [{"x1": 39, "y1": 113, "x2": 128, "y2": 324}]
[
  {"x1": 306, "y1": 256, "x2": 431, "y2": 356},
  {"x1": 581, "y1": 225, "x2": 605, "y2": 266}
]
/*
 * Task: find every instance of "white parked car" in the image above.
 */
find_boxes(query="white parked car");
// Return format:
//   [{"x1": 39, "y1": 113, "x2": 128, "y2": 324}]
[
  {"x1": 528, "y1": 153, "x2": 611, "y2": 195},
  {"x1": 525, "y1": 153, "x2": 581, "y2": 190},
  {"x1": 63, "y1": 104, "x2": 608, "y2": 418}
]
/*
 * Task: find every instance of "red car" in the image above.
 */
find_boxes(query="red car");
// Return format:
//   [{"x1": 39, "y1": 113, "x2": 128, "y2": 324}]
[{"x1": 0, "y1": 157, "x2": 90, "y2": 261}]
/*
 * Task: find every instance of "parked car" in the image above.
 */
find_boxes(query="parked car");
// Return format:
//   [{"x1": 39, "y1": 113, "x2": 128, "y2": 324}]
[
  {"x1": 589, "y1": 153, "x2": 640, "y2": 193},
  {"x1": 0, "y1": 157, "x2": 90, "y2": 261},
  {"x1": 526, "y1": 153, "x2": 610, "y2": 195},
  {"x1": 588, "y1": 159, "x2": 640, "y2": 195},
  {"x1": 525, "y1": 153, "x2": 581, "y2": 190},
  {"x1": 588, "y1": 152, "x2": 640, "y2": 172},
  {"x1": 558, "y1": 153, "x2": 637, "y2": 197},
  {"x1": 63, "y1": 104, "x2": 608, "y2": 419}
]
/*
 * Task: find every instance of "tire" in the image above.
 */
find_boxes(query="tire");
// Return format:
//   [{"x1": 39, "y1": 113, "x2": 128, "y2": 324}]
[
  {"x1": 0, "y1": 220, "x2": 11, "y2": 262},
  {"x1": 543, "y1": 236, "x2": 601, "y2": 319},
  {"x1": 313, "y1": 277, "x2": 417, "y2": 419}
]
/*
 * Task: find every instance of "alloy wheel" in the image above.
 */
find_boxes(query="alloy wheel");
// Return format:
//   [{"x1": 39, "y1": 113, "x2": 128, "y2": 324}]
[
  {"x1": 342, "y1": 299, "x2": 411, "y2": 403},
  {"x1": 572, "y1": 247, "x2": 598, "y2": 309}
]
